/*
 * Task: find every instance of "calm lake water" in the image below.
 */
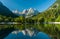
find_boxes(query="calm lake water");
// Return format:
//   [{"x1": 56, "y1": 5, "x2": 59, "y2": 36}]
[
  {"x1": 4, "y1": 30, "x2": 50, "y2": 39},
  {"x1": 0, "y1": 24, "x2": 59, "y2": 39}
]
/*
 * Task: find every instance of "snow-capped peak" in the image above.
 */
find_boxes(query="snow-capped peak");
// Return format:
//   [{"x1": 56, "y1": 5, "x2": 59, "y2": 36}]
[
  {"x1": 12, "y1": 8, "x2": 39, "y2": 18},
  {"x1": 29, "y1": 8, "x2": 34, "y2": 11},
  {"x1": 28, "y1": 8, "x2": 34, "y2": 13},
  {"x1": 22, "y1": 9, "x2": 28, "y2": 14},
  {"x1": 25, "y1": 8, "x2": 39, "y2": 18},
  {"x1": 12, "y1": 10, "x2": 19, "y2": 13}
]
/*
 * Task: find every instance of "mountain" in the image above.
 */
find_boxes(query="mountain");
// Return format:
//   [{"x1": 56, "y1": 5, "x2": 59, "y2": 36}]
[
  {"x1": 12, "y1": 8, "x2": 39, "y2": 18},
  {"x1": 12, "y1": 10, "x2": 25, "y2": 16},
  {"x1": 25, "y1": 8, "x2": 39, "y2": 18},
  {"x1": 22, "y1": 9, "x2": 28, "y2": 14},
  {"x1": 52, "y1": 0, "x2": 60, "y2": 8},
  {"x1": 56, "y1": 0, "x2": 60, "y2": 4},
  {"x1": 31, "y1": 0, "x2": 60, "y2": 22},
  {"x1": 57, "y1": 0, "x2": 60, "y2": 8},
  {"x1": 0, "y1": 2, "x2": 18, "y2": 18}
]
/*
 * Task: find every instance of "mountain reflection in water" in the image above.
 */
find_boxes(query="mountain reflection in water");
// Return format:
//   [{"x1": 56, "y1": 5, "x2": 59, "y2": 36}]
[{"x1": 4, "y1": 30, "x2": 50, "y2": 39}]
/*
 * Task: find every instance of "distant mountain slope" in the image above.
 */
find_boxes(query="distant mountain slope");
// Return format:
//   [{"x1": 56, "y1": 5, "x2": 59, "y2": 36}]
[
  {"x1": 0, "y1": 2, "x2": 18, "y2": 18},
  {"x1": 31, "y1": 0, "x2": 60, "y2": 22},
  {"x1": 56, "y1": 0, "x2": 60, "y2": 4},
  {"x1": 12, "y1": 8, "x2": 39, "y2": 18},
  {"x1": 54, "y1": 0, "x2": 60, "y2": 8}
]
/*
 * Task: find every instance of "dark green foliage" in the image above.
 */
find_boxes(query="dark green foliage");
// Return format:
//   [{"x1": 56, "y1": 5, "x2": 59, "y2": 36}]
[{"x1": 0, "y1": 2, "x2": 18, "y2": 18}]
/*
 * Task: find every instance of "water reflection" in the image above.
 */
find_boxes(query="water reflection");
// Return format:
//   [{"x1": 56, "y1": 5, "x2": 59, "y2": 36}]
[
  {"x1": 0, "y1": 24, "x2": 60, "y2": 39},
  {"x1": 4, "y1": 30, "x2": 50, "y2": 39}
]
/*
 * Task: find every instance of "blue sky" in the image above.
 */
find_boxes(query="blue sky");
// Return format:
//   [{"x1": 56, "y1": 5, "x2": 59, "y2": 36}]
[{"x1": 0, "y1": 0, "x2": 56, "y2": 12}]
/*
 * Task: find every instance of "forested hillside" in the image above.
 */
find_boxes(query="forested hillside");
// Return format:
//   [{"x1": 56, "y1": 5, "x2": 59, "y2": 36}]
[{"x1": 31, "y1": 0, "x2": 60, "y2": 22}]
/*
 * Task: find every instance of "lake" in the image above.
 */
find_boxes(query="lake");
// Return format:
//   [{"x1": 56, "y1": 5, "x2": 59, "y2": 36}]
[
  {"x1": 0, "y1": 24, "x2": 60, "y2": 39},
  {"x1": 4, "y1": 30, "x2": 50, "y2": 39}
]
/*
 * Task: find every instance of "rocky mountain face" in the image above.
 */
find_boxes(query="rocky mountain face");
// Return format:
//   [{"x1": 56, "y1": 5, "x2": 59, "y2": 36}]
[
  {"x1": 12, "y1": 8, "x2": 39, "y2": 18},
  {"x1": 0, "y1": 1, "x2": 18, "y2": 18}
]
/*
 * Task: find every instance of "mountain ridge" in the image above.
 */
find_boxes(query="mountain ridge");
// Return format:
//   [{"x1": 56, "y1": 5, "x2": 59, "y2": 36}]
[
  {"x1": 31, "y1": 0, "x2": 60, "y2": 22},
  {"x1": 0, "y1": 1, "x2": 18, "y2": 18},
  {"x1": 12, "y1": 8, "x2": 39, "y2": 18}
]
